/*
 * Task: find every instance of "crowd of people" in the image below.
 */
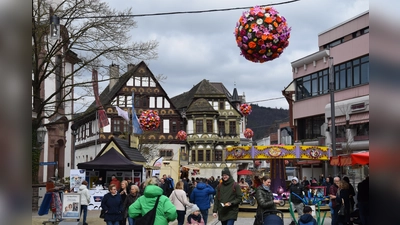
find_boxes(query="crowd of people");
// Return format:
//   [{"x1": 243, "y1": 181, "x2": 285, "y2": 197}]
[{"x1": 73, "y1": 170, "x2": 368, "y2": 225}]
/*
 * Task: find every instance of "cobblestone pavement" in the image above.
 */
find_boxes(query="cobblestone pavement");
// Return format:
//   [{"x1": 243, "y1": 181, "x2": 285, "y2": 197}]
[{"x1": 32, "y1": 208, "x2": 332, "y2": 225}]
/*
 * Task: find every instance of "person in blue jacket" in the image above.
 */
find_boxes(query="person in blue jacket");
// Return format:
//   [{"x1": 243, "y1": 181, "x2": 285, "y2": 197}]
[
  {"x1": 190, "y1": 179, "x2": 216, "y2": 225},
  {"x1": 101, "y1": 184, "x2": 123, "y2": 225},
  {"x1": 297, "y1": 206, "x2": 317, "y2": 225}
]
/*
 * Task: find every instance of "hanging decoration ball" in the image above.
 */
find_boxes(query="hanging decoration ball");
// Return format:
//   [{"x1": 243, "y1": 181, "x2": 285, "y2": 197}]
[
  {"x1": 176, "y1": 130, "x2": 187, "y2": 141},
  {"x1": 240, "y1": 103, "x2": 252, "y2": 116},
  {"x1": 138, "y1": 110, "x2": 160, "y2": 131},
  {"x1": 234, "y1": 6, "x2": 291, "y2": 63},
  {"x1": 244, "y1": 128, "x2": 254, "y2": 139}
]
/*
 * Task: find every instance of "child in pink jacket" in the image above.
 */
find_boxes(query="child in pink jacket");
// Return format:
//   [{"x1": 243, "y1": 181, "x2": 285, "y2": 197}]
[{"x1": 187, "y1": 205, "x2": 204, "y2": 225}]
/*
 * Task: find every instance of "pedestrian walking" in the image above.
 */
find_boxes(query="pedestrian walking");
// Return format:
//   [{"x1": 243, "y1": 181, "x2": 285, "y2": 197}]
[
  {"x1": 212, "y1": 167, "x2": 242, "y2": 225},
  {"x1": 170, "y1": 181, "x2": 193, "y2": 225},
  {"x1": 101, "y1": 184, "x2": 123, "y2": 225},
  {"x1": 253, "y1": 176, "x2": 281, "y2": 225},
  {"x1": 77, "y1": 180, "x2": 90, "y2": 225},
  {"x1": 190, "y1": 179, "x2": 215, "y2": 225},
  {"x1": 123, "y1": 185, "x2": 140, "y2": 225},
  {"x1": 289, "y1": 177, "x2": 305, "y2": 225},
  {"x1": 128, "y1": 177, "x2": 177, "y2": 225}
]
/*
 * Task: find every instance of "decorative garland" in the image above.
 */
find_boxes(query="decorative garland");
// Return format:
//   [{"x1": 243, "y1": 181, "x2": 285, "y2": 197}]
[{"x1": 234, "y1": 6, "x2": 291, "y2": 63}]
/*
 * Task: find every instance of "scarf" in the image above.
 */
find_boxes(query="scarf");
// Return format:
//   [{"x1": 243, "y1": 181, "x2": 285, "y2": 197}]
[
  {"x1": 187, "y1": 213, "x2": 202, "y2": 224},
  {"x1": 262, "y1": 184, "x2": 270, "y2": 192}
]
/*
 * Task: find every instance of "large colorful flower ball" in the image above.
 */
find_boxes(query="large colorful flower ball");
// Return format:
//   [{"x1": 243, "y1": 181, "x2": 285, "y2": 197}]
[
  {"x1": 176, "y1": 130, "x2": 187, "y2": 141},
  {"x1": 234, "y1": 6, "x2": 291, "y2": 63},
  {"x1": 138, "y1": 110, "x2": 160, "y2": 131},
  {"x1": 244, "y1": 128, "x2": 254, "y2": 139},
  {"x1": 240, "y1": 103, "x2": 252, "y2": 116}
]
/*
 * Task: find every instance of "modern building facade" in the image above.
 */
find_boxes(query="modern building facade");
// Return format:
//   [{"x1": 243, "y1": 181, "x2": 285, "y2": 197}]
[{"x1": 283, "y1": 11, "x2": 369, "y2": 177}]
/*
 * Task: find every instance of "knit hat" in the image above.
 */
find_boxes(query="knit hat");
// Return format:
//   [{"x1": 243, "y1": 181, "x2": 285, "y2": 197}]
[
  {"x1": 221, "y1": 167, "x2": 231, "y2": 176},
  {"x1": 190, "y1": 204, "x2": 200, "y2": 213},
  {"x1": 292, "y1": 177, "x2": 298, "y2": 182}
]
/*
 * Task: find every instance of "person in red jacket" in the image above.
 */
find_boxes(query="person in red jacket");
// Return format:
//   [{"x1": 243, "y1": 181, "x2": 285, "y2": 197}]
[{"x1": 110, "y1": 175, "x2": 121, "y2": 190}]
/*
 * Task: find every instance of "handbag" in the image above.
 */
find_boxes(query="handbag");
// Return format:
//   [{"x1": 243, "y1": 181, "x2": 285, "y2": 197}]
[
  {"x1": 135, "y1": 195, "x2": 161, "y2": 224},
  {"x1": 99, "y1": 209, "x2": 106, "y2": 218},
  {"x1": 174, "y1": 191, "x2": 187, "y2": 211},
  {"x1": 338, "y1": 199, "x2": 345, "y2": 216}
]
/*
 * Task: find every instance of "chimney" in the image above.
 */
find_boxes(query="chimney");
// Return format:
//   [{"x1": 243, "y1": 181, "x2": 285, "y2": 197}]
[
  {"x1": 109, "y1": 64, "x2": 119, "y2": 90},
  {"x1": 127, "y1": 63, "x2": 135, "y2": 71}
]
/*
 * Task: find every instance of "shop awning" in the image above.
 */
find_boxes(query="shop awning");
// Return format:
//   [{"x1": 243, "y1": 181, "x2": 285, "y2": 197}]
[
  {"x1": 330, "y1": 152, "x2": 369, "y2": 166},
  {"x1": 349, "y1": 112, "x2": 369, "y2": 125},
  {"x1": 327, "y1": 116, "x2": 347, "y2": 126}
]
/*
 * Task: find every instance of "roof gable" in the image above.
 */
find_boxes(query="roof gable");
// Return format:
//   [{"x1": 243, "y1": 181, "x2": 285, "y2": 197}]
[
  {"x1": 187, "y1": 98, "x2": 218, "y2": 114},
  {"x1": 97, "y1": 137, "x2": 147, "y2": 162}
]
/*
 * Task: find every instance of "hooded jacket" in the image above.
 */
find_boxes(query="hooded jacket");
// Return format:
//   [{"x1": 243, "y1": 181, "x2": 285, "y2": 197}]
[
  {"x1": 298, "y1": 214, "x2": 317, "y2": 225},
  {"x1": 110, "y1": 177, "x2": 121, "y2": 190},
  {"x1": 190, "y1": 182, "x2": 216, "y2": 210},
  {"x1": 78, "y1": 184, "x2": 91, "y2": 205},
  {"x1": 128, "y1": 184, "x2": 177, "y2": 225},
  {"x1": 213, "y1": 169, "x2": 242, "y2": 222}
]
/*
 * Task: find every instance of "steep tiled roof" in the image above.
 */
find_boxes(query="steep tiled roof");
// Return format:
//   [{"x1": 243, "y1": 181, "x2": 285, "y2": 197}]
[
  {"x1": 112, "y1": 137, "x2": 147, "y2": 162},
  {"x1": 187, "y1": 98, "x2": 218, "y2": 114},
  {"x1": 170, "y1": 79, "x2": 226, "y2": 109}
]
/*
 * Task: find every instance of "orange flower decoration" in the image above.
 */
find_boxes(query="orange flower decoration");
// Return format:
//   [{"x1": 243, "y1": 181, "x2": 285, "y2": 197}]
[{"x1": 234, "y1": 6, "x2": 291, "y2": 63}]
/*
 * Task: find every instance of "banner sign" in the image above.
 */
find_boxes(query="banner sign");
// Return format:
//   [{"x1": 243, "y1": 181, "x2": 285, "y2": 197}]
[{"x1": 70, "y1": 169, "x2": 86, "y2": 192}]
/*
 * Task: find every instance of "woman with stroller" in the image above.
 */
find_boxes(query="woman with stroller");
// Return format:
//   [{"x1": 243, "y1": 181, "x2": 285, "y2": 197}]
[{"x1": 254, "y1": 176, "x2": 282, "y2": 225}]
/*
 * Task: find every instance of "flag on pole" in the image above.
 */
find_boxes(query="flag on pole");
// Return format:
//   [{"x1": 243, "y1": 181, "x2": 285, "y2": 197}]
[
  {"x1": 132, "y1": 92, "x2": 143, "y2": 134},
  {"x1": 115, "y1": 106, "x2": 130, "y2": 122},
  {"x1": 92, "y1": 69, "x2": 109, "y2": 128}
]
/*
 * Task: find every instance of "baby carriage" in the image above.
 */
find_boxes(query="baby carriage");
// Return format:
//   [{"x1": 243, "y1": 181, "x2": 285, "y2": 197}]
[{"x1": 262, "y1": 210, "x2": 284, "y2": 225}]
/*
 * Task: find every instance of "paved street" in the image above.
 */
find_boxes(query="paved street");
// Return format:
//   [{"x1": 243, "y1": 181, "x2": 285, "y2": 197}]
[{"x1": 32, "y1": 209, "x2": 332, "y2": 225}]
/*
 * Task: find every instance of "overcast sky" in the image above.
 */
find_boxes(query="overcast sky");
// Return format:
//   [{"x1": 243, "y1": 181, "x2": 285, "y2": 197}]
[{"x1": 76, "y1": 0, "x2": 369, "y2": 112}]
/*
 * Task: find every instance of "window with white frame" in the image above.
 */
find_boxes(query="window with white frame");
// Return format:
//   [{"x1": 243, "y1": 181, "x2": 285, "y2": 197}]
[
  {"x1": 157, "y1": 97, "x2": 163, "y2": 108},
  {"x1": 164, "y1": 99, "x2": 170, "y2": 108},
  {"x1": 149, "y1": 97, "x2": 155, "y2": 108},
  {"x1": 163, "y1": 119, "x2": 170, "y2": 133},
  {"x1": 142, "y1": 77, "x2": 149, "y2": 87},
  {"x1": 127, "y1": 77, "x2": 134, "y2": 86},
  {"x1": 213, "y1": 101, "x2": 218, "y2": 110},
  {"x1": 225, "y1": 102, "x2": 230, "y2": 110},
  {"x1": 149, "y1": 78, "x2": 156, "y2": 87},
  {"x1": 134, "y1": 77, "x2": 141, "y2": 86}
]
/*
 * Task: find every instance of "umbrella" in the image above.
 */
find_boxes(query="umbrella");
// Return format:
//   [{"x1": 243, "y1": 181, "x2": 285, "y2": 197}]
[{"x1": 237, "y1": 169, "x2": 253, "y2": 175}]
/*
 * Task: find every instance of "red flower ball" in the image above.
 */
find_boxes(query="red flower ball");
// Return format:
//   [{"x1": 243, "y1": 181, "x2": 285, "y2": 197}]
[
  {"x1": 177, "y1": 130, "x2": 187, "y2": 141},
  {"x1": 234, "y1": 6, "x2": 291, "y2": 63},
  {"x1": 240, "y1": 103, "x2": 252, "y2": 116},
  {"x1": 138, "y1": 110, "x2": 160, "y2": 131},
  {"x1": 244, "y1": 128, "x2": 254, "y2": 139}
]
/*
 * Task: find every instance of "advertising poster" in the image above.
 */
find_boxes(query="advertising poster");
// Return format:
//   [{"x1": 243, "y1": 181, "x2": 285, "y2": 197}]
[
  {"x1": 152, "y1": 157, "x2": 163, "y2": 177},
  {"x1": 70, "y1": 169, "x2": 86, "y2": 192},
  {"x1": 62, "y1": 193, "x2": 81, "y2": 219}
]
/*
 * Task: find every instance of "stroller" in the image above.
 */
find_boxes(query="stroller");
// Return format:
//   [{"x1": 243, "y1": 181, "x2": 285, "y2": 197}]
[{"x1": 262, "y1": 210, "x2": 284, "y2": 225}]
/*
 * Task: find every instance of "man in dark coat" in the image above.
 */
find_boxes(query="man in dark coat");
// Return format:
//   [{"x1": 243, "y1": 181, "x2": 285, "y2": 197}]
[
  {"x1": 329, "y1": 177, "x2": 341, "y2": 225},
  {"x1": 213, "y1": 167, "x2": 242, "y2": 225},
  {"x1": 254, "y1": 176, "x2": 281, "y2": 225}
]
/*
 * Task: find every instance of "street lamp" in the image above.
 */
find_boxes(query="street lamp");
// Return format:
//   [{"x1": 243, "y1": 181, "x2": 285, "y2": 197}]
[
  {"x1": 50, "y1": 15, "x2": 60, "y2": 39},
  {"x1": 37, "y1": 126, "x2": 47, "y2": 146}
]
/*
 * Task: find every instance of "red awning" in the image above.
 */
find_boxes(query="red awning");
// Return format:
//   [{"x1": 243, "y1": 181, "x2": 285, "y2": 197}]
[
  {"x1": 349, "y1": 112, "x2": 369, "y2": 125},
  {"x1": 330, "y1": 152, "x2": 369, "y2": 166},
  {"x1": 328, "y1": 116, "x2": 347, "y2": 126}
]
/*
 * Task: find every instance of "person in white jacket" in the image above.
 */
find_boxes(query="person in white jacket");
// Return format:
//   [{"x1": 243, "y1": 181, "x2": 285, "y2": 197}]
[
  {"x1": 77, "y1": 180, "x2": 91, "y2": 225},
  {"x1": 169, "y1": 181, "x2": 194, "y2": 225}
]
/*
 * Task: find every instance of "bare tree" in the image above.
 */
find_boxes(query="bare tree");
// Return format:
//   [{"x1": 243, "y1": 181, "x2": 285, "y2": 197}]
[{"x1": 31, "y1": 0, "x2": 158, "y2": 183}]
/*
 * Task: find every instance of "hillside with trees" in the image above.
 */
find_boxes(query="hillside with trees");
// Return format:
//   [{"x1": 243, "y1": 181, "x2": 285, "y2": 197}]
[{"x1": 246, "y1": 104, "x2": 289, "y2": 141}]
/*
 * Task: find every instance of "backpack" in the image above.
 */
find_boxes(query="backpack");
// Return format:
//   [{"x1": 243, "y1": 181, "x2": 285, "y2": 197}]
[
  {"x1": 217, "y1": 182, "x2": 238, "y2": 200},
  {"x1": 135, "y1": 195, "x2": 161, "y2": 225}
]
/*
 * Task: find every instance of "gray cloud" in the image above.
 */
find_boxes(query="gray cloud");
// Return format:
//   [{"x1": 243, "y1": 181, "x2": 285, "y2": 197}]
[{"x1": 89, "y1": 0, "x2": 369, "y2": 109}]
